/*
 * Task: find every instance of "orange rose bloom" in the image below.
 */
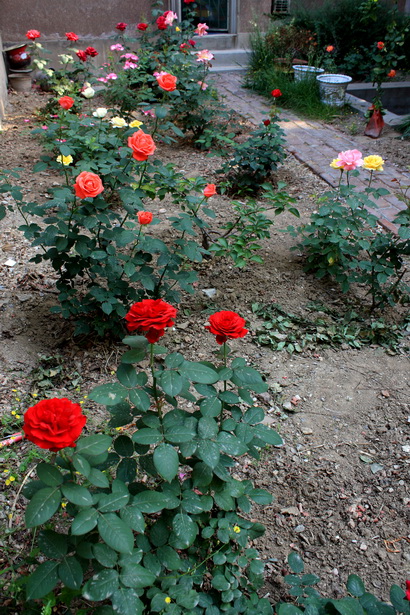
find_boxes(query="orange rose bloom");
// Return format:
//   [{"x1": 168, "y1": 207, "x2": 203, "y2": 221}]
[
  {"x1": 59, "y1": 96, "x2": 75, "y2": 110},
  {"x1": 387, "y1": 69, "x2": 396, "y2": 78},
  {"x1": 127, "y1": 130, "x2": 156, "y2": 162},
  {"x1": 74, "y1": 171, "x2": 104, "y2": 199},
  {"x1": 326, "y1": 45, "x2": 334, "y2": 52},
  {"x1": 137, "y1": 211, "x2": 153, "y2": 225},
  {"x1": 156, "y1": 72, "x2": 177, "y2": 92},
  {"x1": 203, "y1": 184, "x2": 217, "y2": 198}
]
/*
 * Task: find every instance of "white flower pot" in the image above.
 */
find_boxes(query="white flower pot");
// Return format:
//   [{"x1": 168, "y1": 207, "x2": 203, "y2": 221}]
[
  {"x1": 293, "y1": 65, "x2": 324, "y2": 81},
  {"x1": 316, "y1": 73, "x2": 352, "y2": 107}
]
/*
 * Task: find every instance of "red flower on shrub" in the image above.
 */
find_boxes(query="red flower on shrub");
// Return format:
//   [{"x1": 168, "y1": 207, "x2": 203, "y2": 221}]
[
  {"x1": 125, "y1": 299, "x2": 177, "y2": 343},
  {"x1": 137, "y1": 211, "x2": 153, "y2": 225},
  {"x1": 156, "y1": 15, "x2": 168, "y2": 30},
  {"x1": 405, "y1": 581, "x2": 410, "y2": 601},
  {"x1": 116, "y1": 22, "x2": 127, "y2": 31},
  {"x1": 387, "y1": 69, "x2": 396, "y2": 78},
  {"x1": 26, "y1": 29, "x2": 41, "y2": 40},
  {"x1": 326, "y1": 45, "x2": 334, "y2": 52},
  {"x1": 74, "y1": 171, "x2": 104, "y2": 199},
  {"x1": 205, "y1": 310, "x2": 248, "y2": 345},
  {"x1": 271, "y1": 89, "x2": 282, "y2": 98},
  {"x1": 137, "y1": 23, "x2": 148, "y2": 31},
  {"x1": 188, "y1": 39, "x2": 196, "y2": 46},
  {"x1": 156, "y1": 72, "x2": 177, "y2": 92},
  {"x1": 263, "y1": 119, "x2": 271, "y2": 126},
  {"x1": 127, "y1": 130, "x2": 156, "y2": 161},
  {"x1": 85, "y1": 46, "x2": 98, "y2": 57},
  {"x1": 76, "y1": 50, "x2": 87, "y2": 62},
  {"x1": 58, "y1": 95, "x2": 75, "y2": 110},
  {"x1": 23, "y1": 398, "x2": 86, "y2": 451},
  {"x1": 65, "y1": 32, "x2": 79, "y2": 41},
  {"x1": 184, "y1": 0, "x2": 196, "y2": 3},
  {"x1": 203, "y1": 183, "x2": 217, "y2": 198},
  {"x1": 377, "y1": 41, "x2": 385, "y2": 50}
]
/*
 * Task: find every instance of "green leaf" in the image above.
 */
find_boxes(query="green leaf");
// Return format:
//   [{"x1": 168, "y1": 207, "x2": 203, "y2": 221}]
[
  {"x1": 153, "y1": 444, "x2": 179, "y2": 482},
  {"x1": 88, "y1": 468, "x2": 110, "y2": 488},
  {"x1": 122, "y1": 335, "x2": 149, "y2": 349},
  {"x1": 390, "y1": 585, "x2": 408, "y2": 612},
  {"x1": 164, "y1": 424, "x2": 196, "y2": 443},
  {"x1": 132, "y1": 428, "x2": 163, "y2": 445},
  {"x1": 200, "y1": 396, "x2": 222, "y2": 417},
  {"x1": 198, "y1": 416, "x2": 219, "y2": 439},
  {"x1": 58, "y1": 556, "x2": 83, "y2": 590},
  {"x1": 160, "y1": 370, "x2": 184, "y2": 396},
  {"x1": 277, "y1": 605, "x2": 303, "y2": 615},
  {"x1": 111, "y1": 587, "x2": 144, "y2": 615},
  {"x1": 331, "y1": 597, "x2": 364, "y2": 615},
  {"x1": 129, "y1": 388, "x2": 151, "y2": 412},
  {"x1": 72, "y1": 454, "x2": 91, "y2": 477},
  {"x1": 172, "y1": 513, "x2": 198, "y2": 547},
  {"x1": 231, "y1": 366, "x2": 267, "y2": 390},
  {"x1": 253, "y1": 425, "x2": 283, "y2": 446},
  {"x1": 211, "y1": 574, "x2": 231, "y2": 592},
  {"x1": 25, "y1": 487, "x2": 61, "y2": 528},
  {"x1": 243, "y1": 406, "x2": 265, "y2": 424},
  {"x1": 76, "y1": 434, "x2": 112, "y2": 456},
  {"x1": 98, "y1": 491, "x2": 130, "y2": 512},
  {"x1": 165, "y1": 353, "x2": 185, "y2": 368},
  {"x1": 180, "y1": 362, "x2": 219, "y2": 384},
  {"x1": 121, "y1": 348, "x2": 147, "y2": 364},
  {"x1": 93, "y1": 543, "x2": 118, "y2": 568},
  {"x1": 83, "y1": 569, "x2": 119, "y2": 601},
  {"x1": 133, "y1": 490, "x2": 179, "y2": 513},
  {"x1": 217, "y1": 432, "x2": 248, "y2": 455},
  {"x1": 347, "y1": 574, "x2": 366, "y2": 597},
  {"x1": 36, "y1": 463, "x2": 64, "y2": 487},
  {"x1": 117, "y1": 364, "x2": 139, "y2": 388},
  {"x1": 197, "y1": 440, "x2": 220, "y2": 469},
  {"x1": 114, "y1": 435, "x2": 134, "y2": 457},
  {"x1": 71, "y1": 507, "x2": 98, "y2": 535},
  {"x1": 89, "y1": 383, "x2": 128, "y2": 406},
  {"x1": 98, "y1": 513, "x2": 134, "y2": 554},
  {"x1": 38, "y1": 530, "x2": 68, "y2": 558},
  {"x1": 120, "y1": 563, "x2": 156, "y2": 588},
  {"x1": 61, "y1": 483, "x2": 93, "y2": 507},
  {"x1": 157, "y1": 545, "x2": 181, "y2": 571},
  {"x1": 288, "y1": 552, "x2": 304, "y2": 574},
  {"x1": 26, "y1": 561, "x2": 59, "y2": 600},
  {"x1": 248, "y1": 488, "x2": 273, "y2": 505},
  {"x1": 120, "y1": 503, "x2": 146, "y2": 533}
]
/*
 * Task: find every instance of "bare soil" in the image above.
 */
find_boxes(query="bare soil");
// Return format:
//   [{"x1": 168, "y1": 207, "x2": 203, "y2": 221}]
[{"x1": 0, "y1": 90, "x2": 409, "y2": 610}]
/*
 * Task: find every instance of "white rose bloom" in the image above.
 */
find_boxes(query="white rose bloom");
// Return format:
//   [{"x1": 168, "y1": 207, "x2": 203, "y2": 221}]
[
  {"x1": 82, "y1": 86, "x2": 95, "y2": 99},
  {"x1": 93, "y1": 107, "x2": 108, "y2": 118}
]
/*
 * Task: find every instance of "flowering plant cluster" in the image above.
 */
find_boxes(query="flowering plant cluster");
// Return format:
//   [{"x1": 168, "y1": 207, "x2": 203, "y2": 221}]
[
  {"x1": 18, "y1": 301, "x2": 281, "y2": 614},
  {"x1": 289, "y1": 149, "x2": 410, "y2": 308}
]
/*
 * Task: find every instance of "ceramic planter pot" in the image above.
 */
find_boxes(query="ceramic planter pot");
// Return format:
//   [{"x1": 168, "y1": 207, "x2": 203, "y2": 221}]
[
  {"x1": 316, "y1": 73, "x2": 352, "y2": 106},
  {"x1": 8, "y1": 71, "x2": 33, "y2": 92},
  {"x1": 293, "y1": 65, "x2": 324, "y2": 81},
  {"x1": 4, "y1": 44, "x2": 31, "y2": 70}
]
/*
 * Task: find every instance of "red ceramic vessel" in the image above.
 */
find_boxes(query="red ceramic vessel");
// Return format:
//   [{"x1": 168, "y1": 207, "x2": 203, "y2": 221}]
[{"x1": 5, "y1": 44, "x2": 31, "y2": 70}]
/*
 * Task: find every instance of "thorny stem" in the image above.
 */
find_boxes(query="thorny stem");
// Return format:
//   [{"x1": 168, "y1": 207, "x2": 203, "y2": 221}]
[
  {"x1": 150, "y1": 343, "x2": 162, "y2": 418},
  {"x1": 119, "y1": 160, "x2": 149, "y2": 228}
]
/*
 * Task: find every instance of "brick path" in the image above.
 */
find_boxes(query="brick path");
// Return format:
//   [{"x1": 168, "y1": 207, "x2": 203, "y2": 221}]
[{"x1": 214, "y1": 72, "x2": 410, "y2": 232}]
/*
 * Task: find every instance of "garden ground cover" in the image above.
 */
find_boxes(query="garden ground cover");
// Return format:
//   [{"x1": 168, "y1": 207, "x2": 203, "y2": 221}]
[{"x1": 0, "y1": 89, "x2": 409, "y2": 609}]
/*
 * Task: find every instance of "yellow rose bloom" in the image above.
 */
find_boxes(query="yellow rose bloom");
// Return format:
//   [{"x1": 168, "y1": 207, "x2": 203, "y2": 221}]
[
  {"x1": 330, "y1": 158, "x2": 343, "y2": 169},
  {"x1": 110, "y1": 116, "x2": 128, "y2": 128},
  {"x1": 362, "y1": 155, "x2": 384, "y2": 172},
  {"x1": 129, "y1": 120, "x2": 143, "y2": 128},
  {"x1": 56, "y1": 155, "x2": 73, "y2": 166},
  {"x1": 175, "y1": 27, "x2": 181, "y2": 32}
]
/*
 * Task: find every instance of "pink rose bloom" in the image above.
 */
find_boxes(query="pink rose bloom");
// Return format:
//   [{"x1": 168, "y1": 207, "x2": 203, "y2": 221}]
[
  {"x1": 106, "y1": 73, "x2": 118, "y2": 80},
  {"x1": 123, "y1": 61, "x2": 138, "y2": 69},
  {"x1": 335, "y1": 149, "x2": 363, "y2": 171},
  {"x1": 196, "y1": 49, "x2": 214, "y2": 63},
  {"x1": 121, "y1": 53, "x2": 139, "y2": 61},
  {"x1": 164, "y1": 10, "x2": 178, "y2": 25},
  {"x1": 198, "y1": 80, "x2": 208, "y2": 90},
  {"x1": 195, "y1": 23, "x2": 209, "y2": 36},
  {"x1": 110, "y1": 43, "x2": 124, "y2": 51},
  {"x1": 97, "y1": 77, "x2": 108, "y2": 83}
]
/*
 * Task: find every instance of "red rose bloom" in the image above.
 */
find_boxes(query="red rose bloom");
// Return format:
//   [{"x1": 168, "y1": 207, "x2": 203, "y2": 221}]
[
  {"x1": 128, "y1": 130, "x2": 156, "y2": 162},
  {"x1": 263, "y1": 119, "x2": 271, "y2": 126},
  {"x1": 58, "y1": 95, "x2": 75, "y2": 110},
  {"x1": 188, "y1": 39, "x2": 196, "y2": 46},
  {"x1": 156, "y1": 15, "x2": 168, "y2": 30},
  {"x1": 405, "y1": 581, "x2": 410, "y2": 601},
  {"x1": 76, "y1": 50, "x2": 87, "y2": 62},
  {"x1": 271, "y1": 88, "x2": 282, "y2": 98},
  {"x1": 125, "y1": 299, "x2": 177, "y2": 343},
  {"x1": 326, "y1": 45, "x2": 334, "y2": 52},
  {"x1": 156, "y1": 72, "x2": 177, "y2": 92},
  {"x1": 137, "y1": 23, "x2": 148, "y2": 31},
  {"x1": 85, "y1": 46, "x2": 98, "y2": 57},
  {"x1": 203, "y1": 183, "x2": 217, "y2": 198},
  {"x1": 184, "y1": 0, "x2": 196, "y2": 3},
  {"x1": 116, "y1": 22, "x2": 127, "y2": 31},
  {"x1": 206, "y1": 310, "x2": 248, "y2": 345},
  {"x1": 387, "y1": 69, "x2": 396, "y2": 78},
  {"x1": 26, "y1": 29, "x2": 41, "y2": 40},
  {"x1": 377, "y1": 41, "x2": 385, "y2": 50},
  {"x1": 74, "y1": 171, "x2": 104, "y2": 199},
  {"x1": 137, "y1": 211, "x2": 153, "y2": 225},
  {"x1": 23, "y1": 398, "x2": 86, "y2": 452},
  {"x1": 65, "y1": 32, "x2": 79, "y2": 41}
]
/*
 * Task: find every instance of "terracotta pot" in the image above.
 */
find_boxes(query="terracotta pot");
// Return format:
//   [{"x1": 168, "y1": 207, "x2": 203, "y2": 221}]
[
  {"x1": 4, "y1": 44, "x2": 31, "y2": 70},
  {"x1": 364, "y1": 106, "x2": 385, "y2": 139},
  {"x1": 8, "y1": 72, "x2": 33, "y2": 93}
]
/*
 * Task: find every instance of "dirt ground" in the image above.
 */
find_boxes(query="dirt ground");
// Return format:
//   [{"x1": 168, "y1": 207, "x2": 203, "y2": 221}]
[{"x1": 0, "y1": 90, "x2": 409, "y2": 609}]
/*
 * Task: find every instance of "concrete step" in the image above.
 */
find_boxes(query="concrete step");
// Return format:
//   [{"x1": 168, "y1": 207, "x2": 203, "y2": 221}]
[{"x1": 208, "y1": 48, "x2": 250, "y2": 70}]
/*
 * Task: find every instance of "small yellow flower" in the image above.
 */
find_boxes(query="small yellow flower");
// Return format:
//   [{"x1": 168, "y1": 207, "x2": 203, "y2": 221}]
[
  {"x1": 80, "y1": 401, "x2": 84, "y2": 404},
  {"x1": 11, "y1": 411, "x2": 16, "y2": 416},
  {"x1": 61, "y1": 502, "x2": 67, "y2": 508},
  {"x1": 15, "y1": 397, "x2": 20, "y2": 402},
  {"x1": 129, "y1": 119, "x2": 143, "y2": 128},
  {"x1": 3, "y1": 469, "x2": 9, "y2": 474},
  {"x1": 233, "y1": 525, "x2": 241, "y2": 533},
  {"x1": 83, "y1": 395, "x2": 88, "y2": 399},
  {"x1": 15, "y1": 414, "x2": 21, "y2": 419},
  {"x1": 32, "y1": 393, "x2": 38, "y2": 397},
  {"x1": 56, "y1": 154, "x2": 73, "y2": 166},
  {"x1": 8, "y1": 513, "x2": 13, "y2": 519},
  {"x1": 362, "y1": 155, "x2": 384, "y2": 172},
  {"x1": 9, "y1": 476, "x2": 15, "y2": 482},
  {"x1": 12, "y1": 389, "x2": 17, "y2": 392},
  {"x1": 330, "y1": 158, "x2": 343, "y2": 170},
  {"x1": 328, "y1": 257, "x2": 335, "y2": 266},
  {"x1": 165, "y1": 597, "x2": 172, "y2": 604},
  {"x1": 110, "y1": 116, "x2": 128, "y2": 128},
  {"x1": 175, "y1": 27, "x2": 181, "y2": 32}
]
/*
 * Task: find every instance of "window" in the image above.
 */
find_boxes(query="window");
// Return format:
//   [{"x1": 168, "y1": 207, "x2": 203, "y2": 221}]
[{"x1": 181, "y1": 0, "x2": 230, "y2": 32}]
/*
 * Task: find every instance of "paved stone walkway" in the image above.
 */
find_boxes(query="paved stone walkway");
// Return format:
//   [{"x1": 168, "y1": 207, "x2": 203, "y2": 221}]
[{"x1": 214, "y1": 72, "x2": 410, "y2": 233}]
